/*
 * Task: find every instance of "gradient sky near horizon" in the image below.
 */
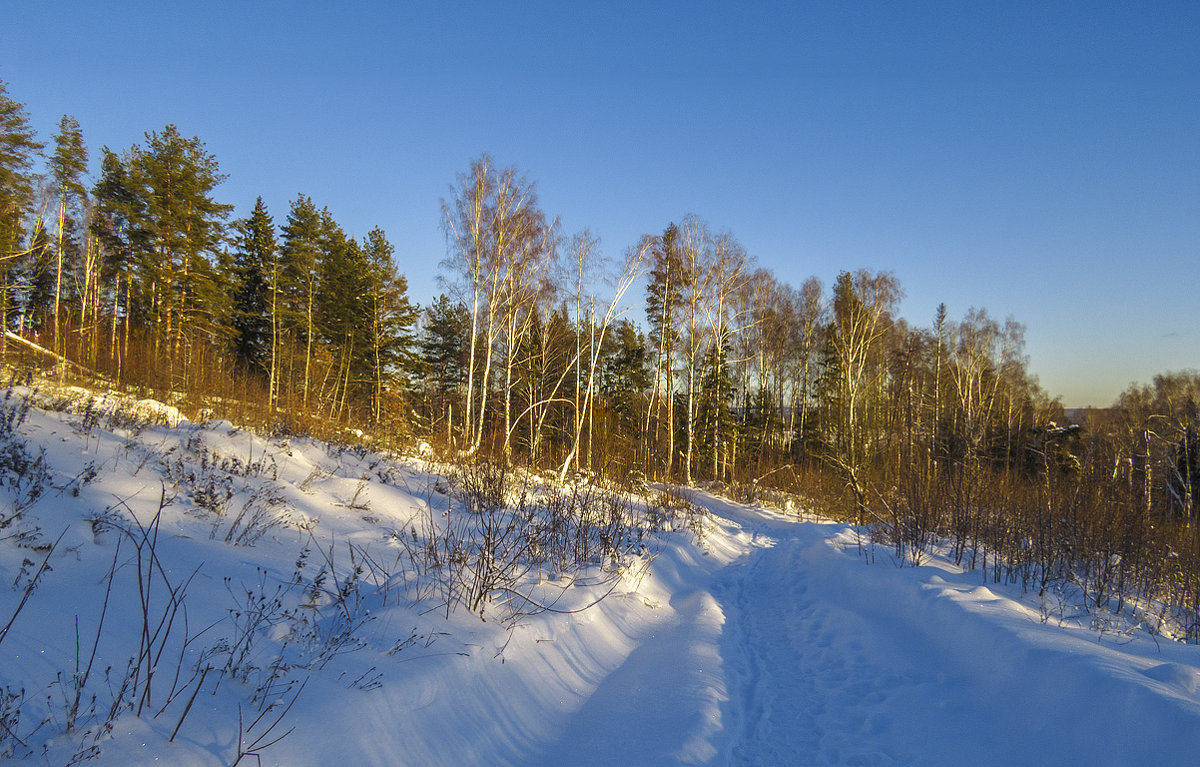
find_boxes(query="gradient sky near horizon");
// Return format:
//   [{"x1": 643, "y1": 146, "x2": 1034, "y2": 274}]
[{"x1": 3, "y1": 1, "x2": 1197, "y2": 407}]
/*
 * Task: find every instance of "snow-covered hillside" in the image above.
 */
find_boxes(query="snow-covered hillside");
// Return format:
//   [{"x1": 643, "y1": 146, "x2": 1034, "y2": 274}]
[{"x1": 2, "y1": 386, "x2": 1199, "y2": 766}]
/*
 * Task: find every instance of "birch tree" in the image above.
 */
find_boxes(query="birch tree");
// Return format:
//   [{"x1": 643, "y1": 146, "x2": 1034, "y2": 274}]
[
  {"x1": 702, "y1": 230, "x2": 752, "y2": 479},
  {"x1": 441, "y1": 155, "x2": 546, "y2": 456},
  {"x1": 558, "y1": 237, "x2": 651, "y2": 481},
  {"x1": 677, "y1": 215, "x2": 715, "y2": 485},
  {"x1": 564, "y1": 229, "x2": 602, "y2": 471},
  {"x1": 496, "y1": 209, "x2": 556, "y2": 462},
  {"x1": 824, "y1": 269, "x2": 902, "y2": 516},
  {"x1": 791, "y1": 276, "x2": 825, "y2": 454}
]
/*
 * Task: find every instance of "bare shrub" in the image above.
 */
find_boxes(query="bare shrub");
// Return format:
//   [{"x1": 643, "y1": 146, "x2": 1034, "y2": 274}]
[
  {"x1": 365, "y1": 461, "x2": 658, "y2": 625},
  {"x1": 0, "y1": 685, "x2": 33, "y2": 759},
  {"x1": 0, "y1": 393, "x2": 50, "y2": 536},
  {"x1": 159, "y1": 432, "x2": 291, "y2": 546},
  {"x1": 645, "y1": 485, "x2": 707, "y2": 540}
]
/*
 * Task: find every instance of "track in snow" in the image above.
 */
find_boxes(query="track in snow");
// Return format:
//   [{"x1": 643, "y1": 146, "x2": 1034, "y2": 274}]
[{"x1": 522, "y1": 493, "x2": 1200, "y2": 766}]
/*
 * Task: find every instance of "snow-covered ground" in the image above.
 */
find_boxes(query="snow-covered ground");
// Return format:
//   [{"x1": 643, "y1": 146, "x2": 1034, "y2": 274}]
[{"x1": 2, "y1": 386, "x2": 1200, "y2": 765}]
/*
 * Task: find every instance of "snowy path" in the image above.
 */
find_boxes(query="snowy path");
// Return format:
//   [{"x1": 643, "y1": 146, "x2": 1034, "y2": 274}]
[
  {"x1": 12, "y1": 395, "x2": 1200, "y2": 766},
  {"x1": 522, "y1": 494, "x2": 1200, "y2": 766}
]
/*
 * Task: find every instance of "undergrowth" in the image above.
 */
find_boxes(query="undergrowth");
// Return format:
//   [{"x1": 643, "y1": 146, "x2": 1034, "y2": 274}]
[{"x1": 0, "y1": 386, "x2": 702, "y2": 762}]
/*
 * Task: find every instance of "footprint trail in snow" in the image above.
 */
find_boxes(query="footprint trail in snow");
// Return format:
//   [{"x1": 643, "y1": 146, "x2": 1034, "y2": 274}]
[{"x1": 525, "y1": 492, "x2": 1200, "y2": 766}]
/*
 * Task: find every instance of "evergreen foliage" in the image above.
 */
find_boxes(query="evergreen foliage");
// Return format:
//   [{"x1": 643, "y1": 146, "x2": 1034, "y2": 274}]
[
  {"x1": 0, "y1": 79, "x2": 41, "y2": 258},
  {"x1": 130, "y1": 125, "x2": 234, "y2": 352},
  {"x1": 600, "y1": 319, "x2": 648, "y2": 434},
  {"x1": 0, "y1": 80, "x2": 43, "y2": 345},
  {"x1": 362, "y1": 227, "x2": 419, "y2": 419},
  {"x1": 228, "y1": 197, "x2": 276, "y2": 372},
  {"x1": 2, "y1": 73, "x2": 1200, "y2": 628}
]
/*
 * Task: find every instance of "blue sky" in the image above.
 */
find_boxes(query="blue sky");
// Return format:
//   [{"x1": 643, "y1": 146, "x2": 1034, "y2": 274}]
[{"x1": 3, "y1": 1, "x2": 1197, "y2": 406}]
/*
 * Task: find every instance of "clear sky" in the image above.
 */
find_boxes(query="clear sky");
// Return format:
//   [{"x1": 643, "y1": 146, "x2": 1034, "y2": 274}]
[{"x1": 2, "y1": 1, "x2": 1197, "y2": 407}]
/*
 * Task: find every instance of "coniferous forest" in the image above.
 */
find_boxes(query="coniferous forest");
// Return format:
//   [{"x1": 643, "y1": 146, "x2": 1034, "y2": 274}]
[{"x1": 4, "y1": 76, "x2": 1200, "y2": 637}]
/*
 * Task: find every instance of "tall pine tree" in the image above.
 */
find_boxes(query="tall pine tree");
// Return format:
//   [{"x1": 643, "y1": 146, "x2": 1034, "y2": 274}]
[
  {"x1": 47, "y1": 114, "x2": 87, "y2": 355},
  {"x1": 644, "y1": 222, "x2": 683, "y2": 477},
  {"x1": 314, "y1": 214, "x2": 368, "y2": 420},
  {"x1": 278, "y1": 194, "x2": 322, "y2": 407},
  {"x1": 362, "y1": 227, "x2": 418, "y2": 424},
  {"x1": 91, "y1": 147, "x2": 148, "y2": 382},
  {"x1": 0, "y1": 79, "x2": 42, "y2": 358},
  {"x1": 131, "y1": 125, "x2": 232, "y2": 365}
]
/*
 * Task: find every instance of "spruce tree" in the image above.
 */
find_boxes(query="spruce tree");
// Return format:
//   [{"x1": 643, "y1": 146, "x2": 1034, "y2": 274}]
[
  {"x1": 19, "y1": 226, "x2": 54, "y2": 332},
  {"x1": 228, "y1": 197, "x2": 276, "y2": 373},
  {"x1": 695, "y1": 344, "x2": 735, "y2": 479},
  {"x1": 421, "y1": 294, "x2": 470, "y2": 442},
  {"x1": 600, "y1": 319, "x2": 649, "y2": 438}
]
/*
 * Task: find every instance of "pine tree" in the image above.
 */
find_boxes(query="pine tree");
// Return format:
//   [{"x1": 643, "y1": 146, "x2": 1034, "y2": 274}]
[
  {"x1": 362, "y1": 227, "x2": 418, "y2": 424},
  {"x1": 511, "y1": 304, "x2": 546, "y2": 460},
  {"x1": 91, "y1": 147, "x2": 149, "y2": 382},
  {"x1": 278, "y1": 194, "x2": 322, "y2": 408},
  {"x1": 131, "y1": 125, "x2": 232, "y2": 369},
  {"x1": 644, "y1": 222, "x2": 683, "y2": 477},
  {"x1": 539, "y1": 305, "x2": 578, "y2": 460},
  {"x1": 0, "y1": 79, "x2": 43, "y2": 359},
  {"x1": 314, "y1": 213, "x2": 367, "y2": 419},
  {"x1": 47, "y1": 114, "x2": 87, "y2": 356}
]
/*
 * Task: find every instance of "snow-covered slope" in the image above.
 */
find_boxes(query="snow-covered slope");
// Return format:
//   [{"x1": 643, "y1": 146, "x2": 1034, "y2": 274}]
[{"x1": 2, "y1": 387, "x2": 1199, "y2": 766}]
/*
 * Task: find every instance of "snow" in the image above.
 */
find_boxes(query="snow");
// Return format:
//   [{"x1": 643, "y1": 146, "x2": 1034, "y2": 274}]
[{"x1": 2, "y1": 386, "x2": 1200, "y2": 765}]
